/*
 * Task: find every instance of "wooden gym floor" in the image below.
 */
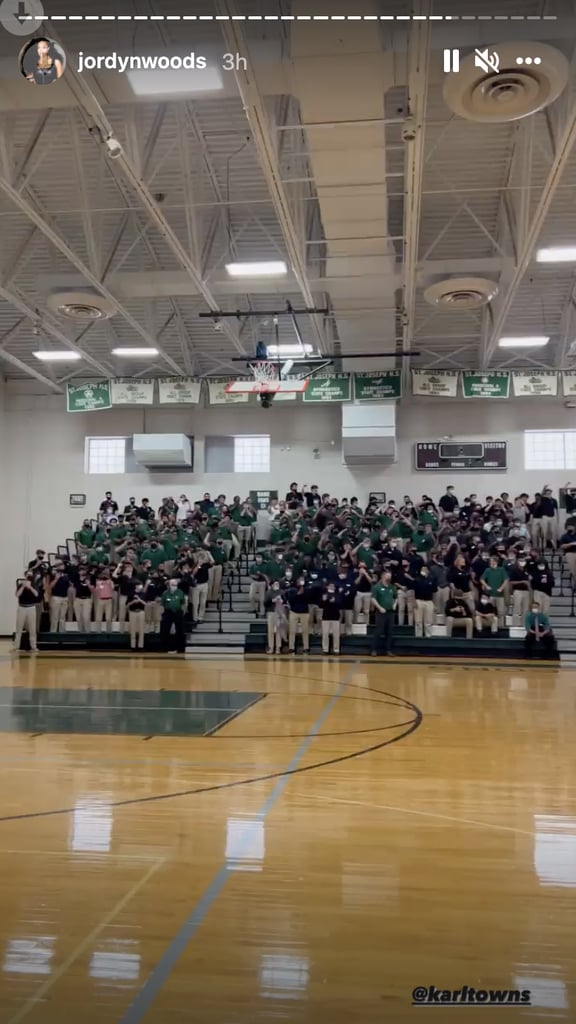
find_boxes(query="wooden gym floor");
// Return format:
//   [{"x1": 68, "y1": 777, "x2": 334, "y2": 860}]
[{"x1": 0, "y1": 649, "x2": 574, "y2": 1023}]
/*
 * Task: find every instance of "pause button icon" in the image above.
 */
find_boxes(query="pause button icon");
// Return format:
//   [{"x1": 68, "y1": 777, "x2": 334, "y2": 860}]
[{"x1": 443, "y1": 49, "x2": 460, "y2": 73}]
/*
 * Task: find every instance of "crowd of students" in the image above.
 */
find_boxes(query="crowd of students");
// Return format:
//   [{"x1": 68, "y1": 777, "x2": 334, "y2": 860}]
[{"x1": 15, "y1": 483, "x2": 572, "y2": 658}]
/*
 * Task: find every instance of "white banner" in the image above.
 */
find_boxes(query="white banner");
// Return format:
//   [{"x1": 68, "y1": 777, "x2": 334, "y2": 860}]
[
  {"x1": 412, "y1": 370, "x2": 459, "y2": 397},
  {"x1": 562, "y1": 372, "x2": 576, "y2": 397},
  {"x1": 158, "y1": 378, "x2": 202, "y2": 404},
  {"x1": 110, "y1": 379, "x2": 154, "y2": 405},
  {"x1": 208, "y1": 381, "x2": 249, "y2": 405},
  {"x1": 512, "y1": 371, "x2": 558, "y2": 397}
]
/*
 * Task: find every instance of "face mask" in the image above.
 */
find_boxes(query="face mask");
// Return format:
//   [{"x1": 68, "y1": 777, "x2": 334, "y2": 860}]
[
  {"x1": 537, "y1": 564, "x2": 545, "y2": 571},
  {"x1": 531, "y1": 607, "x2": 539, "y2": 614},
  {"x1": 169, "y1": 581, "x2": 177, "y2": 590},
  {"x1": 327, "y1": 589, "x2": 335, "y2": 595},
  {"x1": 310, "y1": 574, "x2": 318, "y2": 580}
]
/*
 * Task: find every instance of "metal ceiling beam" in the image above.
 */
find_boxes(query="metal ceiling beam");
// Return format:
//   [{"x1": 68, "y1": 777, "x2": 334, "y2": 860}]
[
  {"x1": 214, "y1": 0, "x2": 327, "y2": 355},
  {"x1": 401, "y1": 1, "x2": 432, "y2": 391},
  {"x1": 484, "y1": 96, "x2": 576, "y2": 366},
  {"x1": 0, "y1": 348, "x2": 63, "y2": 393},
  {"x1": 47, "y1": 22, "x2": 245, "y2": 363}
]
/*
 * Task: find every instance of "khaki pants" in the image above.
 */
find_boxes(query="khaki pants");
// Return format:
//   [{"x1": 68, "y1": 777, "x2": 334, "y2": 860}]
[
  {"x1": 433, "y1": 586, "x2": 450, "y2": 622},
  {"x1": 222, "y1": 536, "x2": 241, "y2": 560},
  {"x1": 94, "y1": 598, "x2": 113, "y2": 632},
  {"x1": 414, "y1": 599, "x2": 434, "y2": 638},
  {"x1": 354, "y1": 592, "x2": 372, "y2": 621},
  {"x1": 321, "y1": 619, "x2": 340, "y2": 654},
  {"x1": 512, "y1": 589, "x2": 530, "y2": 625},
  {"x1": 74, "y1": 598, "x2": 92, "y2": 632},
  {"x1": 492, "y1": 595, "x2": 506, "y2": 627},
  {"x1": 15, "y1": 606, "x2": 37, "y2": 651},
  {"x1": 129, "y1": 610, "x2": 146, "y2": 649},
  {"x1": 309, "y1": 604, "x2": 322, "y2": 636},
  {"x1": 541, "y1": 515, "x2": 556, "y2": 546},
  {"x1": 446, "y1": 616, "x2": 473, "y2": 639},
  {"x1": 475, "y1": 613, "x2": 498, "y2": 634},
  {"x1": 267, "y1": 612, "x2": 286, "y2": 653},
  {"x1": 533, "y1": 590, "x2": 551, "y2": 616},
  {"x1": 249, "y1": 580, "x2": 266, "y2": 615},
  {"x1": 461, "y1": 592, "x2": 475, "y2": 615},
  {"x1": 564, "y1": 551, "x2": 576, "y2": 581},
  {"x1": 145, "y1": 601, "x2": 162, "y2": 633},
  {"x1": 340, "y1": 609, "x2": 354, "y2": 635},
  {"x1": 191, "y1": 583, "x2": 208, "y2": 622},
  {"x1": 209, "y1": 564, "x2": 223, "y2": 602},
  {"x1": 288, "y1": 611, "x2": 310, "y2": 652},
  {"x1": 531, "y1": 519, "x2": 544, "y2": 548},
  {"x1": 238, "y1": 525, "x2": 254, "y2": 550},
  {"x1": 397, "y1": 589, "x2": 414, "y2": 626},
  {"x1": 50, "y1": 595, "x2": 68, "y2": 632},
  {"x1": 118, "y1": 594, "x2": 128, "y2": 631}
]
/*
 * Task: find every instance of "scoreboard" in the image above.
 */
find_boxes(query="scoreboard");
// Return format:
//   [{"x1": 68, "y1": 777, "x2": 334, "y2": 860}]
[{"x1": 415, "y1": 441, "x2": 507, "y2": 471}]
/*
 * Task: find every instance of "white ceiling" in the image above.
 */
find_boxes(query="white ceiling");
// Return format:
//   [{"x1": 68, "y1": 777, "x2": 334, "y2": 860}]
[{"x1": 0, "y1": 0, "x2": 575, "y2": 393}]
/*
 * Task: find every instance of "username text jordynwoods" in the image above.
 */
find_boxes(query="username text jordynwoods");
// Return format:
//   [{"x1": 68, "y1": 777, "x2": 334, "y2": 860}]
[{"x1": 78, "y1": 52, "x2": 208, "y2": 73}]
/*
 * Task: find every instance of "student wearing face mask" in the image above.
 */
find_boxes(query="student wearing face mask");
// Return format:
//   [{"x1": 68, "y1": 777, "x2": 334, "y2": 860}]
[
  {"x1": 392, "y1": 559, "x2": 415, "y2": 627},
  {"x1": 72, "y1": 569, "x2": 93, "y2": 633},
  {"x1": 14, "y1": 573, "x2": 40, "y2": 653},
  {"x1": 191, "y1": 554, "x2": 211, "y2": 624},
  {"x1": 540, "y1": 486, "x2": 558, "y2": 549},
  {"x1": 439, "y1": 486, "x2": 459, "y2": 518},
  {"x1": 354, "y1": 563, "x2": 373, "y2": 623},
  {"x1": 248, "y1": 553, "x2": 268, "y2": 617},
  {"x1": 264, "y1": 582, "x2": 287, "y2": 655},
  {"x1": 475, "y1": 593, "x2": 498, "y2": 635},
  {"x1": 524, "y1": 603, "x2": 556, "y2": 659},
  {"x1": 428, "y1": 551, "x2": 450, "y2": 624},
  {"x1": 530, "y1": 560, "x2": 555, "y2": 617},
  {"x1": 160, "y1": 578, "x2": 187, "y2": 653},
  {"x1": 91, "y1": 569, "x2": 115, "y2": 633},
  {"x1": 320, "y1": 582, "x2": 342, "y2": 655},
  {"x1": 335, "y1": 568, "x2": 356, "y2": 636},
  {"x1": 143, "y1": 572, "x2": 164, "y2": 634},
  {"x1": 559, "y1": 522, "x2": 576, "y2": 582},
  {"x1": 410, "y1": 564, "x2": 437, "y2": 638},
  {"x1": 507, "y1": 556, "x2": 532, "y2": 626},
  {"x1": 127, "y1": 584, "x2": 147, "y2": 650},
  {"x1": 371, "y1": 570, "x2": 397, "y2": 656},
  {"x1": 480, "y1": 556, "x2": 508, "y2": 628},
  {"x1": 286, "y1": 577, "x2": 311, "y2": 655},
  {"x1": 445, "y1": 589, "x2": 473, "y2": 640}
]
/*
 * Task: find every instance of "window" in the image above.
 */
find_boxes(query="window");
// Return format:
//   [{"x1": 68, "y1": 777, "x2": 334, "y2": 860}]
[
  {"x1": 205, "y1": 435, "x2": 270, "y2": 473},
  {"x1": 234, "y1": 435, "x2": 270, "y2": 473},
  {"x1": 85, "y1": 437, "x2": 126, "y2": 475},
  {"x1": 524, "y1": 430, "x2": 576, "y2": 470}
]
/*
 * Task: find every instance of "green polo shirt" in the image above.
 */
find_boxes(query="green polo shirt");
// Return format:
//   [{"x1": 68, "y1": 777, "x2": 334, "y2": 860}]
[
  {"x1": 524, "y1": 611, "x2": 550, "y2": 632},
  {"x1": 263, "y1": 559, "x2": 283, "y2": 581},
  {"x1": 109, "y1": 525, "x2": 127, "y2": 544},
  {"x1": 161, "y1": 588, "x2": 186, "y2": 612},
  {"x1": 160, "y1": 538, "x2": 179, "y2": 561},
  {"x1": 372, "y1": 583, "x2": 396, "y2": 611},
  {"x1": 140, "y1": 546, "x2": 165, "y2": 569},
  {"x1": 271, "y1": 526, "x2": 291, "y2": 545},
  {"x1": 413, "y1": 531, "x2": 434, "y2": 552},
  {"x1": 356, "y1": 546, "x2": 375, "y2": 569},
  {"x1": 88, "y1": 548, "x2": 109, "y2": 565},
  {"x1": 75, "y1": 528, "x2": 95, "y2": 547},
  {"x1": 237, "y1": 512, "x2": 255, "y2": 527},
  {"x1": 209, "y1": 544, "x2": 227, "y2": 565},
  {"x1": 135, "y1": 522, "x2": 151, "y2": 541},
  {"x1": 482, "y1": 566, "x2": 507, "y2": 596}
]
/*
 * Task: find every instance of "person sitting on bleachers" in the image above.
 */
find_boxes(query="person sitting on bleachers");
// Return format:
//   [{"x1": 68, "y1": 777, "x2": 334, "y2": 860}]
[
  {"x1": 475, "y1": 594, "x2": 498, "y2": 635},
  {"x1": 480, "y1": 555, "x2": 508, "y2": 628},
  {"x1": 524, "y1": 603, "x2": 556, "y2": 659},
  {"x1": 445, "y1": 590, "x2": 473, "y2": 639}
]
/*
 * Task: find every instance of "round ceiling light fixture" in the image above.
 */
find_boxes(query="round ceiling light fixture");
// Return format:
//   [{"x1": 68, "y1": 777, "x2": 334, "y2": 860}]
[
  {"x1": 423, "y1": 277, "x2": 498, "y2": 310},
  {"x1": 443, "y1": 42, "x2": 569, "y2": 122},
  {"x1": 47, "y1": 289, "x2": 116, "y2": 322}
]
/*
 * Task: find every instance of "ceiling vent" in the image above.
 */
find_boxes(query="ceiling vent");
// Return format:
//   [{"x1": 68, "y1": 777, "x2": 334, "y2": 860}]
[
  {"x1": 443, "y1": 43, "x2": 568, "y2": 123},
  {"x1": 423, "y1": 277, "x2": 498, "y2": 310},
  {"x1": 47, "y1": 289, "x2": 116, "y2": 322}
]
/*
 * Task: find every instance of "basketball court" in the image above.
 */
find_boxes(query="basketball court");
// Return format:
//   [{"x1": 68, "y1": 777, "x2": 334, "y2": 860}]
[{"x1": 0, "y1": 647, "x2": 574, "y2": 1022}]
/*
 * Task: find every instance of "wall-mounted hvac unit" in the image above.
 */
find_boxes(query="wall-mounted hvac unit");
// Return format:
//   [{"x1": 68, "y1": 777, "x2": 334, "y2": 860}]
[
  {"x1": 132, "y1": 434, "x2": 192, "y2": 467},
  {"x1": 341, "y1": 403, "x2": 397, "y2": 465}
]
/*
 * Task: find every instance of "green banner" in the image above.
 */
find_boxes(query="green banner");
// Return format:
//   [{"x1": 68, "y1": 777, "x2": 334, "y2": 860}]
[
  {"x1": 303, "y1": 374, "x2": 351, "y2": 403},
  {"x1": 462, "y1": 371, "x2": 510, "y2": 399},
  {"x1": 66, "y1": 382, "x2": 111, "y2": 412},
  {"x1": 353, "y1": 371, "x2": 401, "y2": 401}
]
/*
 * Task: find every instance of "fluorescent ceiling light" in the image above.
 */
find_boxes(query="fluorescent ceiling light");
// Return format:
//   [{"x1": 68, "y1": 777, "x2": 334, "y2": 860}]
[
  {"x1": 498, "y1": 336, "x2": 550, "y2": 349},
  {"x1": 266, "y1": 344, "x2": 314, "y2": 357},
  {"x1": 112, "y1": 348, "x2": 159, "y2": 357},
  {"x1": 33, "y1": 350, "x2": 82, "y2": 362},
  {"x1": 127, "y1": 67, "x2": 223, "y2": 98},
  {"x1": 536, "y1": 246, "x2": 576, "y2": 263},
  {"x1": 225, "y1": 261, "x2": 288, "y2": 278}
]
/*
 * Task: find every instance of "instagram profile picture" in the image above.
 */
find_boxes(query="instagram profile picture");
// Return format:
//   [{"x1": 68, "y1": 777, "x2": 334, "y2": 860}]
[{"x1": 19, "y1": 37, "x2": 65, "y2": 85}]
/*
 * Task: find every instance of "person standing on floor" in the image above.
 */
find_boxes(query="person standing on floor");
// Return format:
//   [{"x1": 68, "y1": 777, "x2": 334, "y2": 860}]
[
  {"x1": 411, "y1": 564, "x2": 437, "y2": 638},
  {"x1": 264, "y1": 581, "x2": 288, "y2": 655},
  {"x1": 47, "y1": 566, "x2": 71, "y2": 632},
  {"x1": 248, "y1": 553, "x2": 268, "y2": 617},
  {"x1": 14, "y1": 573, "x2": 40, "y2": 653},
  {"x1": 160, "y1": 578, "x2": 187, "y2": 653},
  {"x1": 320, "y1": 581, "x2": 342, "y2": 655},
  {"x1": 72, "y1": 568, "x2": 93, "y2": 632},
  {"x1": 191, "y1": 554, "x2": 211, "y2": 624},
  {"x1": 371, "y1": 569, "x2": 397, "y2": 656},
  {"x1": 92, "y1": 570, "x2": 115, "y2": 633},
  {"x1": 286, "y1": 577, "x2": 311, "y2": 654},
  {"x1": 127, "y1": 584, "x2": 147, "y2": 650}
]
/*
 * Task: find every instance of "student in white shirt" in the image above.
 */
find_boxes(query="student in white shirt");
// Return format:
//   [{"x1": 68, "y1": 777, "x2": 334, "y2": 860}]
[{"x1": 176, "y1": 495, "x2": 192, "y2": 522}]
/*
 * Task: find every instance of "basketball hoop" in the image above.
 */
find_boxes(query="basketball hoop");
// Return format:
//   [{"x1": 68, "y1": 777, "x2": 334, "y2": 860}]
[{"x1": 249, "y1": 361, "x2": 279, "y2": 386}]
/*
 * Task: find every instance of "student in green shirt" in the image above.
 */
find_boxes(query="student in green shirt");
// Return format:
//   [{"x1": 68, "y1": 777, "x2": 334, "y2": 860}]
[
  {"x1": 371, "y1": 570, "x2": 397, "y2": 656},
  {"x1": 160, "y1": 579, "x2": 187, "y2": 653},
  {"x1": 354, "y1": 539, "x2": 376, "y2": 570},
  {"x1": 75, "y1": 520, "x2": 95, "y2": 549},
  {"x1": 481, "y1": 556, "x2": 508, "y2": 627},
  {"x1": 524, "y1": 602, "x2": 555, "y2": 659},
  {"x1": 140, "y1": 541, "x2": 166, "y2": 570}
]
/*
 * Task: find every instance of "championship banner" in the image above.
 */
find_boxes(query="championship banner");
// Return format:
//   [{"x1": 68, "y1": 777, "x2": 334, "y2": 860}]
[
  {"x1": 158, "y1": 378, "x2": 202, "y2": 405},
  {"x1": 562, "y1": 371, "x2": 576, "y2": 397},
  {"x1": 411, "y1": 370, "x2": 459, "y2": 397},
  {"x1": 208, "y1": 380, "x2": 249, "y2": 405},
  {"x1": 512, "y1": 371, "x2": 558, "y2": 397},
  {"x1": 353, "y1": 371, "x2": 401, "y2": 401},
  {"x1": 110, "y1": 379, "x2": 154, "y2": 405},
  {"x1": 303, "y1": 374, "x2": 351, "y2": 403},
  {"x1": 462, "y1": 371, "x2": 510, "y2": 399},
  {"x1": 66, "y1": 382, "x2": 111, "y2": 412}
]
